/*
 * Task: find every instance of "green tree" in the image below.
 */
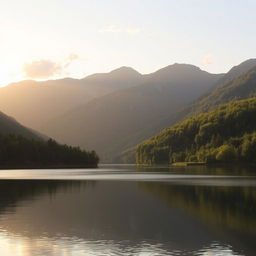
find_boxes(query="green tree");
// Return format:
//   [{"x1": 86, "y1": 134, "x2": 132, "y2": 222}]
[{"x1": 215, "y1": 145, "x2": 237, "y2": 162}]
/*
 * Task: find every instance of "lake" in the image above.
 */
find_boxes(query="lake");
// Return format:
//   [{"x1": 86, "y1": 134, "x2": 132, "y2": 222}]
[{"x1": 0, "y1": 165, "x2": 255, "y2": 255}]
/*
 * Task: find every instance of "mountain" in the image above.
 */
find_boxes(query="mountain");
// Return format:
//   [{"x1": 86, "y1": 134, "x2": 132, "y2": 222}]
[
  {"x1": 123, "y1": 59, "x2": 256, "y2": 163},
  {"x1": 0, "y1": 67, "x2": 144, "y2": 131},
  {"x1": 146, "y1": 59, "x2": 256, "y2": 143},
  {"x1": 136, "y1": 97, "x2": 256, "y2": 164},
  {"x1": 215, "y1": 59, "x2": 256, "y2": 87},
  {"x1": 0, "y1": 111, "x2": 44, "y2": 140},
  {"x1": 0, "y1": 111, "x2": 99, "y2": 168},
  {"x1": 42, "y1": 64, "x2": 222, "y2": 162},
  {"x1": 82, "y1": 66, "x2": 144, "y2": 91},
  {"x1": 186, "y1": 59, "x2": 256, "y2": 115}
]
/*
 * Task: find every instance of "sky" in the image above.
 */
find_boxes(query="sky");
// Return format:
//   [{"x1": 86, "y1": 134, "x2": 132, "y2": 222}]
[{"x1": 0, "y1": 0, "x2": 256, "y2": 86}]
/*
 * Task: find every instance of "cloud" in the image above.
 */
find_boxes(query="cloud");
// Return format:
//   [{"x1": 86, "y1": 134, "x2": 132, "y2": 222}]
[
  {"x1": 63, "y1": 53, "x2": 80, "y2": 68},
  {"x1": 23, "y1": 53, "x2": 80, "y2": 79},
  {"x1": 67, "y1": 53, "x2": 79, "y2": 61},
  {"x1": 202, "y1": 54, "x2": 214, "y2": 65},
  {"x1": 99, "y1": 25, "x2": 141, "y2": 35},
  {"x1": 23, "y1": 60, "x2": 62, "y2": 79}
]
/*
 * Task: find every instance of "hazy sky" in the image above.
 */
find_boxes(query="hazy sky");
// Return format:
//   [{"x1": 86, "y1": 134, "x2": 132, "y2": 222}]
[{"x1": 0, "y1": 0, "x2": 255, "y2": 85}]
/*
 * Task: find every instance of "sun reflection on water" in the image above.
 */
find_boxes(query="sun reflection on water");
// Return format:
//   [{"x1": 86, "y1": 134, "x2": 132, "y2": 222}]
[{"x1": 0, "y1": 232, "x2": 243, "y2": 256}]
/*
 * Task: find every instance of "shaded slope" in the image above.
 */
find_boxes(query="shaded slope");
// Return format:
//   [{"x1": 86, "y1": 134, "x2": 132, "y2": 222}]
[
  {"x1": 215, "y1": 58, "x2": 256, "y2": 87},
  {"x1": 42, "y1": 64, "x2": 222, "y2": 162},
  {"x1": 0, "y1": 67, "x2": 144, "y2": 131},
  {"x1": 155, "y1": 59, "x2": 256, "y2": 127},
  {"x1": 135, "y1": 59, "x2": 256, "y2": 159},
  {"x1": 188, "y1": 62, "x2": 256, "y2": 114},
  {"x1": 0, "y1": 111, "x2": 43, "y2": 140},
  {"x1": 120, "y1": 59, "x2": 256, "y2": 162}
]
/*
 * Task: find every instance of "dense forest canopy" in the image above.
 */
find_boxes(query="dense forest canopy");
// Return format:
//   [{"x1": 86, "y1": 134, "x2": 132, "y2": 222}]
[
  {"x1": 136, "y1": 97, "x2": 256, "y2": 164},
  {"x1": 0, "y1": 134, "x2": 99, "y2": 168}
]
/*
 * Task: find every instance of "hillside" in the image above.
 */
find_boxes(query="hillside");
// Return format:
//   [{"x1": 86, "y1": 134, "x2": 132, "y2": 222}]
[
  {"x1": 0, "y1": 135, "x2": 99, "y2": 168},
  {"x1": 133, "y1": 59, "x2": 256, "y2": 163},
  {"x1": 187, "y1": 59, "x2": 256, "y2": 115},
  {"x1": 117, "y1": 59, "x2": 256, "y2": 163},
  {"x1": 153, "y1": 59, "x2": 256, "y2": 129},
  {"x1": 0, "y1": 67, "x2": 144, "y2": 131},
  {"x1": 0, "y1": 111, "x2": 44, "y2": 140},
  {"x1": 0, "y1": 111, "x2": 99, "y2": 168},
  {"x1": 42, "y1": 64, "x2": 222, "y2": 162},
  {"x1": 136, "y1": 97, "x2": 256, "y2": 164},
  {"x1": 215, "y1": 59, "x2": 256, "y2": 87}
]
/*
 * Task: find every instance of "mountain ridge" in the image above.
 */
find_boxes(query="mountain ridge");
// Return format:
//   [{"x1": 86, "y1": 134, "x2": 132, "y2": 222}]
[
  {"x1": 0, "y1": 67, "x2": 146, "y2": 131},
  {"x1": 42, "y1": 63, "x2": 223, "y2": 162}
]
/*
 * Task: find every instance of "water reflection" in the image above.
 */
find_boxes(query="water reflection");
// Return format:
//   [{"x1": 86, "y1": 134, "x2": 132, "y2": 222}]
[
  {"x1": 0, "y1": 167, "x2": 254, "y2": 255},
  {"x1": 139, "y1": 182, "x2": 256, "y2": 234},
  {"x1": 0, "y1": 234, "x2": 243, "y2": 256}
]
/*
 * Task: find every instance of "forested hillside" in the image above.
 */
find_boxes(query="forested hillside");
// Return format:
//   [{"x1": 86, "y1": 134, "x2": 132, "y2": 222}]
[
  {"x1": 136, "y1": 97, "x2": 256, "y2": 164},
  {"x1": 2, "y1": 59, "x2": 255, "y2": 164},
  {"x1": 0, "y1": 135, "x2": 99, "y2": 168},
  {"x1": 120, "y1": 59, "x2": 256, "y2": 163},
  {"x1": 0, "y1": 111, "x2": 98, "y2": 168}
]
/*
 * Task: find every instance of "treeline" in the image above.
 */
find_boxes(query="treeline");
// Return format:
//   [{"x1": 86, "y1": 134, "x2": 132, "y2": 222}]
[
  {"x1": 0, "y1": 134, "x2": 99, "y2": 168},
  {"x1": 136, "y1": 97, "x2": 256, "y2": 164}
]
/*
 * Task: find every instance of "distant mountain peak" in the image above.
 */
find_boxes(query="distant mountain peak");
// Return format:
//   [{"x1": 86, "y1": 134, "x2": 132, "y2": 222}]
[
  {"x1": 231, "y1": 59, "x2": 256, "y2": 70},
  {"x1": 110, "y1": 66, "x2": 141, "y2": 75},
  {"x1": 82, "y1": 66, "x2": 141, "y2": 81},
  {"x1": 155, "y1": 63, "x2": 202, "y2": 75},
  {"x1": 217, "y1": 58, "x2": 256, "y2": 86},
  {"x1": 149, "y1": 63, "x2": 211, "y2": 81},
  {"x1": 237, "y1": 58, "x2": 256, "y2": 66},
  {"x1": 172, "y1": 63, "x2": 199, "y2": 67}
]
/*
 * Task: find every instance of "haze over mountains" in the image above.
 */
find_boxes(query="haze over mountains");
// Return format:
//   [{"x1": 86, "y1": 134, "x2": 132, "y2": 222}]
[
  {"x1": 42, "y1": 64, "x2": 222, "y2": 161},
  {"x1": 0, "y1": 111, "x2": 43, "y2": 141},
  {"x1": 157, "y1": 59, "x2": 256, "y2": 131},
  {"x1": 1, "y1": 59, "x2": 256, "y2": 163},
  {"x1": 137, "y1": 59, "x2": 256, "y2": 164},
  {"x1": 186, "y1": 59, "x2": 256, "y2": 115},
  {"x1": 0, "y1": 67, "x2": 144, "y2": 130}
]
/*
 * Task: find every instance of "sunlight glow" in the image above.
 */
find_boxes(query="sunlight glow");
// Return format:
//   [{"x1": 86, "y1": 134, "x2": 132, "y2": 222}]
[
  {"x1": 0, "y1": 0, "x2": 255, "y2": 86},
  {"x1": 0, "y1": 232, "x2": 242, "y2": 256}
]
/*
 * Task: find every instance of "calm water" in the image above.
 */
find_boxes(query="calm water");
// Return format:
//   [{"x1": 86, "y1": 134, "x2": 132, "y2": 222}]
[{"x1": 0, "y1": 165, "x2": 255, "y2": 255}]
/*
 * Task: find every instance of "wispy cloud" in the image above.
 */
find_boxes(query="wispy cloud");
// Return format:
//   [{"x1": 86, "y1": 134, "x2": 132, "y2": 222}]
[
  {"x1": 202, "y1": 54, "x2": 214, "y2": 65},
  {"x1": 99, "y1": 25, "x2": 141, "y2": 35},
  {"x1": 63, "y1": 53, "x2": 80, "y2": 68},
  {"x1": 23, "y1": 53, "x2": 80, "y2": 79}
]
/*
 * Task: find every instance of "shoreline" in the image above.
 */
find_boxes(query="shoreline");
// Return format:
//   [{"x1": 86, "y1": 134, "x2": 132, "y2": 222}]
[{"x1": 0, "y1": 164, "x2": 98, "y2": 170}]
